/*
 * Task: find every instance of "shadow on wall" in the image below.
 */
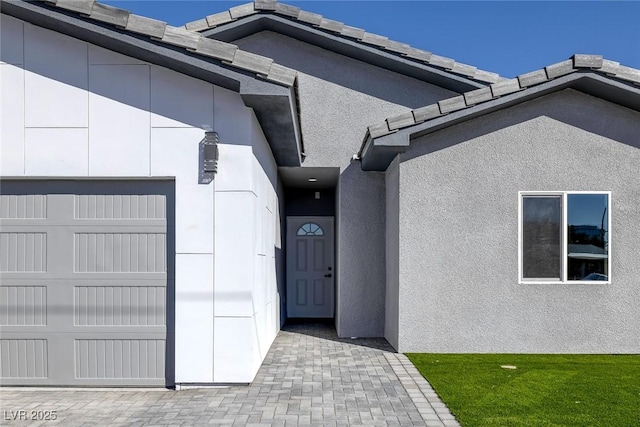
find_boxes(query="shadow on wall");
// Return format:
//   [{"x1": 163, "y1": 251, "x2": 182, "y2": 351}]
[
  {"x1": 12, "y1": 22, "x2": 215, "y2": 129},
  {"x1": 403, "y1": 89, "x2": 640, "y2": 163},
  {"x1": 275, "y1": 246, "x2": 286, "y2": 327},
  {"x1": 14, "y1": 24, "x2": 284, "y2": 192},
  {"x1": 234, "y1": 31, "x2": 457, "y2": 108},
  {"x1": 336, "y1": 161, "x2": 386, "y2": 338}
]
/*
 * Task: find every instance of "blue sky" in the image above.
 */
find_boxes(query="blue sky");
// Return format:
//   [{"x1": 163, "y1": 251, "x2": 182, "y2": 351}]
[{"x1": 101, "y1": 1, "x2": 640, "y2": 78}]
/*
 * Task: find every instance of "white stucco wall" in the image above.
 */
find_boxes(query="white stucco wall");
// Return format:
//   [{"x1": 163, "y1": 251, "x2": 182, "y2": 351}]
[
  {"x1": 213, "y1": 86, "x2": 281, "y2": 383},
  {"x1": 235, "y1": 31, "x2": 459, "y2": 337},
  {"x1": 396, "y1": 89, "x2": 640, "y2": 353},
  {"x1": 1, "y1": 15, "x2": 281, "y2": 383}
]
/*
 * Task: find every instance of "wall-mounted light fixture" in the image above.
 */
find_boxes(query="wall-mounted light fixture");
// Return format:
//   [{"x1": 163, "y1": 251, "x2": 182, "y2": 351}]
[
  {"x1": 203, "y1": 131, "x2": 219, "y2": 173},
  {"x1": 199, "y1": 131, "x2": 219, "y2": 184}
]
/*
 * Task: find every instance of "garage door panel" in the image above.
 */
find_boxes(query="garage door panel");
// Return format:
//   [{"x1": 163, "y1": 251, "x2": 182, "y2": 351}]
[
  {"x1": 0, "y1": 232, "x2": 47, "y2": 272},
  {"x1": 71, "y1": 335, "x2": 165, "y2": 384},
  {"x1": 74, "y1": 285, "x2": 166, "y2": 326},
  {"x1": 74, "y1": 232, "x2": 166, "y2": 273},
  {"x1": 0, "y1": 285, "x2": 47, "y2": 326},
  {"x1": 0, "y1": 338, "x2": 48, "y2": 379},
  {"x1": 75, "y1": 194, "x2": 166, "y2": 219},
  {"x1": 1, "y1": 327, "x2": 166, "y2": 335},
  {"x1": 0, "y1": 180, "x2": 173, "y2": 386},
  {"x1": 1, "y1": 274, "x2": 166, "y2": 282},
  {"x1": 74, "y1": 338, "x2": 165, "y2": 380},
  {"x1": 0, "y1": 194, "x2": 48, "y2": 219},
  {"x1": 0, "y1": 222, "x2": 165, "y2": 229}
]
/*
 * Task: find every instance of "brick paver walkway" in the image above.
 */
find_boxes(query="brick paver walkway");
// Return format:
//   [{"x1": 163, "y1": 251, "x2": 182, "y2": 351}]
[{"x1": 0, "y1": 322, "x2": 458, "y2": 426}]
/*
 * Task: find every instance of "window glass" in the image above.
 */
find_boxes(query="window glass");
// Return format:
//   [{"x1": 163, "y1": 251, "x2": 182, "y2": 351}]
[
  {"x1": 567, "y1": 194, "x2": 608, "y2": 281},
  {"x1": 522, "y1": 196, "x2": 562, "y2": 280},
  {"x1": 297, "y1": 223, "x2": 324, "y2": 236}
]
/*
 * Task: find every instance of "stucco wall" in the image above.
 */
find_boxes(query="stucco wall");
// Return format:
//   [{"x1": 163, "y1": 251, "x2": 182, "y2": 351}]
[
  {"x1": 213, "y1": 86, "x2": 282, "y2": 382},
  {"x1": 385, "y1": 157, "x2": 400, "y2": 349},
  {"x1": 235, "y1": 31, "x2": 457, "y2": 170},
  {"x1": 337, "y1": 165, "x2": 386, "y2": 337},
  {"x1": 1, "y1": 15, "x2": 281, "y2": 383},
  {"x1": 397, "y1": 89, "x2": 640, "y2": 353},
  {"x1": 235, "y1": 31, "x2": 458, "y2": 337}
]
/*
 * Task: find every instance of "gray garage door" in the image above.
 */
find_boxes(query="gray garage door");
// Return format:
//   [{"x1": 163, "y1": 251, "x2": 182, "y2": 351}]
[{"x1": 0, "y1": 181, "x2": 174, "y2": 386}]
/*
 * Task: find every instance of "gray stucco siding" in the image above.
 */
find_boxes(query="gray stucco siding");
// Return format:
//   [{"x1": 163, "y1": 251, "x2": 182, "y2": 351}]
[
  {"x1": 233, "y1": 30, "x2": 458, "y2": 337},
  {"x1": 385, "y1": 157, "x2": 400, "y2": 349},
  {"x1": 396, "y1": 89, "x2": 640, "y2": 353},
  {"x1": 234, "y1": 30, "x2": 458, "y2": 170},
  {"x1": 337, "y1": 166, "x2": 386, "y2": 337}
]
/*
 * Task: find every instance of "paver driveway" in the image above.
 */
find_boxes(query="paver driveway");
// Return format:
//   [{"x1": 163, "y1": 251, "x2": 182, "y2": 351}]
[{"x1": 0, "y1": 322, "x2": 458, "y2": 426}]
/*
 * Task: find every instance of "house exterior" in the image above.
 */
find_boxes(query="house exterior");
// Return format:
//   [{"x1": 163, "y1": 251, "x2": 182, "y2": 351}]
[{"x1": 1, "y1": 0, "x2": 638, "y2": 388}]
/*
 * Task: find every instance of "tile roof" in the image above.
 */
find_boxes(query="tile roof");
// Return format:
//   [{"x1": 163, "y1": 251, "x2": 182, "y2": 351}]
[
  {"x1": 40, "y1": 0, "x2": 298, "y2": 87},
  {"x1": 184, "y1": 0, "x2": 504, "y2": 85},
  {"x1": 365, "y1": 55, "x2": 640, "y2": 141}
]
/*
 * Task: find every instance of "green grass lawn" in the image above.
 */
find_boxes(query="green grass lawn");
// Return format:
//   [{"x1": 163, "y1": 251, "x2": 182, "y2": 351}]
[{"x1": 406, "y1": 354, "x2": 640, "y2": 427}]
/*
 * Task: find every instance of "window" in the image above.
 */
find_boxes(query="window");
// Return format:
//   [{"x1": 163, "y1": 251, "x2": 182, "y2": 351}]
[
  {"x1": 519, "y1": 192, "x2": 610, "y2": 283},
  {"x1": 297, "y1": 222, "x2": 324, "y2": 236}
]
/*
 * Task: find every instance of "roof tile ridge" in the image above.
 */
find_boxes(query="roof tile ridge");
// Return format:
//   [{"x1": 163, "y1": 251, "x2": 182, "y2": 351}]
[
  {"x1": 366, "y1": 54, "x2": 640, "y2": 141},
  {"x1": 46, "y1": 0, "x2": 297, "y2": 87},
  {"x1": 184, "y1": 0, "x2": 504, "y2": 85}
]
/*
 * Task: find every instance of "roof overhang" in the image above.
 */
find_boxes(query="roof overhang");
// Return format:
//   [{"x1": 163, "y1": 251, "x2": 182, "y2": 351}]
[
  {"x1": 202, "y1": 14, "x2": 488, "y2": 93},
  {"x1": 2, "y1": 0, "x2": 302, "y2": 166},
  {"x1": 360, "y1": 72, "x2": 640, "y2": 171}
]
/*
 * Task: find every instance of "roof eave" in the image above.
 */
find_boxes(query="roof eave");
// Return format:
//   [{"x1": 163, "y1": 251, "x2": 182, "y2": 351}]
[
  {"x1": 360, "y1": 72, "x2": 640, "y2": 171},
  {"x1": 202, "y1": 14, "x2": 489, "y2": 93},
  {"x1": 2, "y1": 0, "x2": 302, "y2": 166},
  {"x1": 240, "y1": 81, "x2": 303, "y2": 166}
]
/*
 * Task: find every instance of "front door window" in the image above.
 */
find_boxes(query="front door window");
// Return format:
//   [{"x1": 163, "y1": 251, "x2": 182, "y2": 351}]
[{"x1": 296, "y1": 222, "x2": 324, "y2": 236}]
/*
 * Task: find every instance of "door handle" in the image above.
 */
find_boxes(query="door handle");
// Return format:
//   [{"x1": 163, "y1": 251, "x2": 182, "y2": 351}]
[{"x1": 324, "y1": 273, "x2": 332, "y2": 278}]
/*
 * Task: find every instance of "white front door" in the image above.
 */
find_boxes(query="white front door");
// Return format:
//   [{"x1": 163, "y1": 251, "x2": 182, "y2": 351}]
[{"x1": 286, "y1": 217, "x2": 334, "y2": 318}]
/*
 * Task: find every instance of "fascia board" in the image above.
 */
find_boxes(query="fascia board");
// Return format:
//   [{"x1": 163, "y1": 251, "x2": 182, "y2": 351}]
[
  {"x1": 240, "y1": 83, "x2": 302, "y2": 166},
  {"x1": 404, "y1": 73, "x2": 640, "y2": 142},
  {"x1": 203, "y1": 14, "x2": 488, "y2": 93},
  {"x1": 360, "y1": 134, "x2": 409, "y2": 171},
  {"x1": 2, "y1": 0, "x2": 249, "y2": 91},
  {"x1": 361, "y1": 72, "x2": 640, "y2": 171}
]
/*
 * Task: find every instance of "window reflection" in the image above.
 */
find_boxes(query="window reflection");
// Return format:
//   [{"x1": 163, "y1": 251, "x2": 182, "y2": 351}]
[{"x1": 567, "y1": 194, "x2": 608, "y2": 281}]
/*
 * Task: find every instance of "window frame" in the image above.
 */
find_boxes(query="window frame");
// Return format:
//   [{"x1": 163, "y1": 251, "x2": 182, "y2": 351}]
[{"x1": 518, "y1": 191, "x2": 611, "y2": 284}]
